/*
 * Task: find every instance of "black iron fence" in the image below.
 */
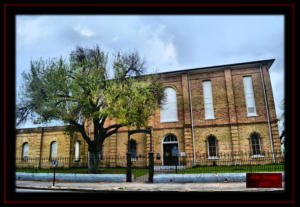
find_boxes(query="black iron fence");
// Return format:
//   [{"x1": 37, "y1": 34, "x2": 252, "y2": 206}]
[
  {"x1": 154, "y1": 151, "x2": 284, "y2": 174},
  {"x1": 16, "y1": 151, "x2": 284, "y2": 182}
]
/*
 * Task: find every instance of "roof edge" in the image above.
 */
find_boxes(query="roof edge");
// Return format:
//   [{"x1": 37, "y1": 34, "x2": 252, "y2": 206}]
[{"x1": 154, "y1": 59, "x2": 275, "y2": 77}]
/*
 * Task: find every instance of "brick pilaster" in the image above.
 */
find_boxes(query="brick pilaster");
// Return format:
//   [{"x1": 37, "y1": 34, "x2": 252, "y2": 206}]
[
  {"x1": 225, "y1": 69, "x2": 241, "y2": 160},
  {"x1": 271, "y1": 123, "x2": 282, "y2": 154},
  {"x1": 181, "y1": 74, "x2": 191, "y2": 125},
  {"x1": 184, "y1": 127, "x2": 193, "y2": 168},
  {"x1": 181, "y1": 73, "x2": 194, "y2": 168}
]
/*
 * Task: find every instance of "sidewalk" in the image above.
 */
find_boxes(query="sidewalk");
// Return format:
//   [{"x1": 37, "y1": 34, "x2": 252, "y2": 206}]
[{"x1": 16, "y1": 180, "x2": 285, "y2": 192}]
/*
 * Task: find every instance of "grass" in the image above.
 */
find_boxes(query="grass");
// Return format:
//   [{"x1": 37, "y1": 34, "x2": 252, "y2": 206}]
[
  {"x1": 16, "y1": 164, "x2": 284, "y2": 177},
  {"x1": 173, "y1": 164, "x2": 285, "y2": 174},
  {"x1": 16, "y1": 167, "x2": 149, "y2": 178}
]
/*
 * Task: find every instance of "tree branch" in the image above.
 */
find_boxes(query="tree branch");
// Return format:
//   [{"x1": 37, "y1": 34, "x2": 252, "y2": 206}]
[
  {"x1": 104, "y1": 124, "x2": 122, "y2": 138},
  {"x1": 104, "y1": 124, "x2": 122, "y2": 132},
  {"x1": 69, "y1": 120, "x2": 92, "y2": 145}
]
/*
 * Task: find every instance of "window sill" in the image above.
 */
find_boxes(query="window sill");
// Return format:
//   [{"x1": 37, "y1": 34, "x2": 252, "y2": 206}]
[
  {"x1": 247, "y1": 114, "x2": 259, "y2": 117},
  {"x1": 251, "y1": 155, "x2": 264, "y2": 158},
  {"x1": 160, "y1": 120, "x2": 179, "y2": 123},
  {"x1": 74, "y1": 160, "x2": 80, "y2": 162},
  {"x1": 208, "y1": 156, "x2": 219, "y2": 160},
  {"x1": 205, "y1": 118, "x2": 215, "y2": 120}
]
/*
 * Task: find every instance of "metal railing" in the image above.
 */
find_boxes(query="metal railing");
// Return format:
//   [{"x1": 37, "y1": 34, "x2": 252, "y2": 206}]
[{"x1": 16, "y1": 151, "x2": 284, "y2": 182}]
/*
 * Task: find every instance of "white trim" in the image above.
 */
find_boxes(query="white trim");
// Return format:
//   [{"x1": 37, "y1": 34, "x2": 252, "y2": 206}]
[
  {"x1": 203, "y1": 80, "x2": 215, "y2": 120},
  {"x1": 250, "y1": 132, "x2": 263, "y2": 156},
  {"x1": 74, "y1": 141, "x2": 80, "y2": 161},
  {"x1": 205, "y1": 117, "x2": 216, "y2": 120},
  {"x1": 251, "y1": 155, "x2": 264, "y2": 158},
  {"x1": 208, "y1": 156, "x2": 219, "y2": 160},
  {"x1": 160, "y1": 120, "x2": 179, "y2": 123},
  {"x1": 243, "y1": 76, "x2": 258, "y2": 117},
  {"x1": 206, "y1": 136, "x2": 218, "y2": 158},
  {"x1": 50, "y1": 141, "x2": 57, "y2": 159},
  {"x1": 22, "y1": 143, "x2": 29, "y2": 160},
  {"x1": 162, "y1": 141, "x2": 178, "y2": 144},
  {"x1": 247, "y1": 114, "x2": 259, "y2": 117}
]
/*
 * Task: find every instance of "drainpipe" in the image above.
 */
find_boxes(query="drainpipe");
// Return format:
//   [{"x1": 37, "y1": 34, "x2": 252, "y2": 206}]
[
  {"x1": 187, "y1": 72, "x2": 196, "y2": 166},
  {"x1": 259, "y1": 64, "x2": 276, "y2": 163}
]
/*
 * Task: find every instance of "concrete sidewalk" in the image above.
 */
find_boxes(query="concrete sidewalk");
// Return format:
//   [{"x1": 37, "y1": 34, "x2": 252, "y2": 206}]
[{"x1": 16, "y1": 180, "x2": 285, "y2": 192}]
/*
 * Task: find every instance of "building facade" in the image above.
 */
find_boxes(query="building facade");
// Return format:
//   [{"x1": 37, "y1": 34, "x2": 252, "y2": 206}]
[{"x1": 16, "y1": 59, "x2": 282, "y2": 168}]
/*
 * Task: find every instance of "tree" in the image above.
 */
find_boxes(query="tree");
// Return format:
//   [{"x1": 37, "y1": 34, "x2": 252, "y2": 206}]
[{"x1": 16, "y1": 45, "x2": 165, "y2": 173}]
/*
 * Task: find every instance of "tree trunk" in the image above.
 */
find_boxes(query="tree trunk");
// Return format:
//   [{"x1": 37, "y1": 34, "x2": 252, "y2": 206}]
[
  {"x1": 87, "y1": 140, "x2": 103, "y2": 174},
  {"x1": 88, "y1": 150, "x2": 100, "y2": 174}
]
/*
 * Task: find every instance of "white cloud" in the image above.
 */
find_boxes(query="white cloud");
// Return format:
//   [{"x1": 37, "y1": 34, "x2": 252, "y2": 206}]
[
  {"x1": 112, "y1": 36, "x2": 119, "y2": 42},
  {"x1": 136, "y1": 23, "x2": 179, "y2": 71},
  {"x1": 17, "y1": 16, "x2": 56, "y2": 46},
  {"x1": 73, "y1": 25, "x2": 94, "y2": 37}
]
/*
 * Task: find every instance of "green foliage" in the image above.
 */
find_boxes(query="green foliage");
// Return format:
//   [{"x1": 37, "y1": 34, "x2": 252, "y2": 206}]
[
  {"x1": 105, "y1": 75, "x2": 164, "y2": 128},
  {"x1": 17, "y1": 45, "x2": 165, "y2": 133}
]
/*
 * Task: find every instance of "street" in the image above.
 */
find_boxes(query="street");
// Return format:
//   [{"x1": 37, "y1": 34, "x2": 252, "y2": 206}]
[
  {"x1": 16, "y1": 188, "x2": 77, "y2": 193},
  {"x1": 16, "y1": 180, "x2": 285, "y2": 192}
]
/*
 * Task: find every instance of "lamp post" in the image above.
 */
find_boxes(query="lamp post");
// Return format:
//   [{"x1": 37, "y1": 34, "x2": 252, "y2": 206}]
[
  {"x1": 126, "y1": 131, "x2": 132, "y2": 182},
  {"x1": 148, "y1": 127, "x2": 154, "y2": 183}
]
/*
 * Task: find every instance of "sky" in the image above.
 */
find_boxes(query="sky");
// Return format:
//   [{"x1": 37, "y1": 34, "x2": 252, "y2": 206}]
[{"x1": 16, "y1": 15, "x2": 285, "y2": 133}]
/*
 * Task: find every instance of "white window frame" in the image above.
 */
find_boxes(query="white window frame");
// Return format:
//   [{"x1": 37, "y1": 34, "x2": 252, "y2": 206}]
[
  {"x1": 250, "y1": 133, "x2": 264, "y2": 158},
  {"x1": 129, "y1": 139, "x2": 137, "y2": 162},
  {"x1": 243, "y1": 76, "x2": 258, "y2": 117},
  {"x1": 202, "y1": 80, "x2": 215, "y2": 120},
  {"x1": 160, "y1": 88, "x2": 178, "y2": 123},
  {"x1": 161, "y1": 134, "x2": 179, "y2": 166},
  {"x1": 22, "y1": 142, "x2": 29, "y2": 161},
  {"x1": 50, "y1": 141, "x2": 57, "y2": 160},
  {"x1": 75, "y1": 141, "x2": 80, "y2": 162},
  {"x1": 206, "y1": 136, "x2": 219, "y2": 160}
]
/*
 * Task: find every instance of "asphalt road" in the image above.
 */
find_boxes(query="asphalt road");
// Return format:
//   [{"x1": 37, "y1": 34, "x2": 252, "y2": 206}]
[
  {"x1": 16, "y1": 188, "x2": 77, "y2": 193},
  {"x1": 16, "y1": 180, "x2": 285, "y2": 192}
]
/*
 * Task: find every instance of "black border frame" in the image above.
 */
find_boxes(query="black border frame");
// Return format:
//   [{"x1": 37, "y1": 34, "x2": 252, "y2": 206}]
[{"x1": 2, "y1": 2, "x2": 295, "y2": 205}]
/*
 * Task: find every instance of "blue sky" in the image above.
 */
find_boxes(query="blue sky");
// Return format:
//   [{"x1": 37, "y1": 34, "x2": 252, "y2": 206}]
[{"x1": 16, "y1": 15, "x2": 285, "y2": 132}]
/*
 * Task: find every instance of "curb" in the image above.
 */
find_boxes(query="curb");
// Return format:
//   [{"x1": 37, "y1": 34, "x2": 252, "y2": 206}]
[
  {"x1": 16, "y1": 173, "x2": 132, "y2": 182},
  {"x1": 153, "y1": 172, "x2": 285, "y2": 183}
]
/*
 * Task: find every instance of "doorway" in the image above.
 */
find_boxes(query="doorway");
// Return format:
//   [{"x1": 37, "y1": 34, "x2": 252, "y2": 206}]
[{"x1": 162, "y1": 134, "x2": 179, "y2": 166}]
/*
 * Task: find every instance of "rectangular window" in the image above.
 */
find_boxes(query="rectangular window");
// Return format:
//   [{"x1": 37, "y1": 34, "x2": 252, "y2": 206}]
[
  {"x1": 203, "y1": 80, "x2": 215, "y2": 120},
  {"x1": 243, "y1": 76, "x2": 258, "y2": 116},
  {"x1": 75, "y1": 141, "x2": 80, "y2": 162}
]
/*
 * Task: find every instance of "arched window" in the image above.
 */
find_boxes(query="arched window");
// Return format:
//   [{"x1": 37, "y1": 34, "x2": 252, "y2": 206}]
[
  {"x1": 206, "y1": 135, "x2": 218, "y2": 159},
  {"x1": 163, "y1": 134, "x2": 178, "y2": 143},
  {"x1": 250, "y1": 132, "x2": 263, "y2": 157},
  {"x1": 22, "y1": 142, "x2": 29, "y2": 161},
  {"x1": 75, "y1": 141, "x2": 80, "y2": 161},
  {"x1": 129, "y1": 139, "x2": 137, "y2": 161},
  {"x1": 160, "y1": 88, "x2": 178, "y2": 123},
  {"x1": 50, "y1": 141, "x2": 57, "y2": 160}
]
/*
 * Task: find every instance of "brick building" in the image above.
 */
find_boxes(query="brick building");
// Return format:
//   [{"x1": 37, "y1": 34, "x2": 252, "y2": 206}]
[{"x1": 16, "y1": 59, "x2": 282, "y2": 168}]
